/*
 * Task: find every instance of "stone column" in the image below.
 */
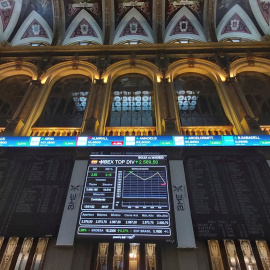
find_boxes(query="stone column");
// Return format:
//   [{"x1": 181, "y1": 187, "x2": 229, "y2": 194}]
[
  {"x1": 225, "y1": 76, "x2": 265, "y2": 134},
  {"x1": 157, "y1": 78, "x2": 177, "y2": 135},
  {"x1": 81, "y1": 79, "x2": 106, "y2": 135},
  {"x1": 4, "y1": 79, "x2": 42, "y2": 136}
]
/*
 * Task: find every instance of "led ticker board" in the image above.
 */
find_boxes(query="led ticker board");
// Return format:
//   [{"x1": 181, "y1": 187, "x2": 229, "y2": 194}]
[
  {"x1": 1, "y1": 135, "x2": 270, "y2": 147},
  {"x1": 76, "y1": 154, "x2": 172, "y2": 240}
]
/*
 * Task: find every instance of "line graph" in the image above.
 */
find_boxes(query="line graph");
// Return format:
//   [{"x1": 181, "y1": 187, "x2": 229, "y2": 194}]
[
  {"x1": 121, "y1": 167, "x2": 168, "y2": 198},
  {"x1": 124, "y1": 171, "x2": 167, "y2": 185}
]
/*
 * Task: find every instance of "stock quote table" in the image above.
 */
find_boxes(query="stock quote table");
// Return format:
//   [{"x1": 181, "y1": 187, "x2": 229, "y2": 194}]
[{"x1": 76, "y1": 154, "x2": 172, "y2": 240}]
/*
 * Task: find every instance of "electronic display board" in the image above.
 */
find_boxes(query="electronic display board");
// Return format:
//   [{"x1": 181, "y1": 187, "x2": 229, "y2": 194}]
[
  {"x1": 0, "y1": 149, "x2": 74, "y2": 237},
  {"x1": 184, "y1": 154, "x2": 270, "y2": 240},
  {"x1": 76, "y1": 154, "x2": 172, "y2": 240},
  {"x1": 1, "y1": 135, "x2": 270, "y2": 147}
]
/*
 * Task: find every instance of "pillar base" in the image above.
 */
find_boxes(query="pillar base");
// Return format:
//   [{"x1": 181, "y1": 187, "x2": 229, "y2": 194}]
[
  {"x1": 81, "y1": 118, "x2": 99, "y2": 135},
  {"x1": 4, "y1": 118, "x2": 24, "y2": 136},
  {"x1": 241, "y1": 115, "x2": 266, "y2": 135},
  {"x1": 163, "y1": 118, "x2": 177, "y2": 135}
]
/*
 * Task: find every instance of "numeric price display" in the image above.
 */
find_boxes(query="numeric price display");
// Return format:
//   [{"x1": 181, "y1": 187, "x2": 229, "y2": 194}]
[{"x1": 76, "y1": 154, "x2": 172, "y2": 240}]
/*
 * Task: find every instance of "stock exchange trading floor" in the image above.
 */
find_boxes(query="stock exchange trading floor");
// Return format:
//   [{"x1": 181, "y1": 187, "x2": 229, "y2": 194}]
[{"x1": 1, "y1": 146, "x2": 270, "y2": 269}]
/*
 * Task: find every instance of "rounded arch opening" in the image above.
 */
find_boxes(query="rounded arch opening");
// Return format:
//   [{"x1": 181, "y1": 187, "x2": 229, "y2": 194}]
[
  {"x1": 34, "y1": 75, "x2": 92, "y2": 128},
  {"x1": 174, "y1": 73, "x2": 230, "y2": 126},
  {"x1": 237, "y1": 71, "x2": 270, "y2": 125},
  {"x1": 0, "y1": 75, "x2": 31, "y2": 126},
  {"x1": 107, "y1": 74, "x2": 155, "y2": 127}
]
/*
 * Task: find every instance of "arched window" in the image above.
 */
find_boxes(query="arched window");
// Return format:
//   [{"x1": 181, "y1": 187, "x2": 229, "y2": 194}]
[
  {"x1": 0, "y1": 75, "x2": 31, "y2": 126},
  {"x1": 237, "y1": 72, "x2": 270, "y2": 125},
  {"x1": 174, "y1": 73, "x2": 230, "y2": 126},
  {"x1": 107, "y1": 74, "x2": 155, "y2": 127},
  {"x1": 35, "y1": 75, "x2": 91, "y2": 127}
]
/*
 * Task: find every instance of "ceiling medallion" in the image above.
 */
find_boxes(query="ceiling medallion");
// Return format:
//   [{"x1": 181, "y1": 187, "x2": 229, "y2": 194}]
[
  {"x1": 80, "y1": 23, "x2": 89, "y2": 35},
  {"x1": 179, "y1": 20, "x2": 188, "y2": 32},
  {"x1": 32, "y1": 24, "x2": 41, "y2": 35},
  {"x1": 130, "y1": 22, "x2": 138, "y2": 33},
  {"x1": 0, "y1": 0, "x2": 11, "y2": 10},
  {"x1": 230, "y1": 19, "x2": 239, "y2": 31}
]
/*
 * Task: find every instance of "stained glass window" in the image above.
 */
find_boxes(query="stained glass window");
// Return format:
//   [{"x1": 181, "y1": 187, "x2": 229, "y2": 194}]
[
  {"x1": 174, "y1": 73, "x2": 230, "y2": 126},
  {"x1": 108, "y1": 74, "x2": 155, "y2": 127}
]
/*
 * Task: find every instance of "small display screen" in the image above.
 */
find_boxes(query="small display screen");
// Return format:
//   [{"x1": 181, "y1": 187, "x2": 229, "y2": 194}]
[{"x1": 76, "y1": 154, "x2": 172, "y2": 240}]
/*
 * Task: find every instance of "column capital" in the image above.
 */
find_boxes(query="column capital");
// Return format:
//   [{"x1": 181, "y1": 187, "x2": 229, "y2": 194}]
[
  {"x1": 31, "y1": 79, "x2": 41, "y2": 87},
  {"x1": 225, "y1": 76, "x2": 237, "y2": 84},
  {"x1": 94, "y1": 78, "x2": 105, "y2": 85},
  {"x1": 160, "y1": 77, "x2": 169, "y2": 85}
]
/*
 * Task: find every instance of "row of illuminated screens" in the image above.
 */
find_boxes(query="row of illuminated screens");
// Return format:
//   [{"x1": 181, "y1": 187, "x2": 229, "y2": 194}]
[{"x1": 0, "y1": 135, "x2": 269, "y2": 147}]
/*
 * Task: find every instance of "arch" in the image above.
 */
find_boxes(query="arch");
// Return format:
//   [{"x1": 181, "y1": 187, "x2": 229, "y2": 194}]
[
  {"x1": 30, "y1": 61, "x2": 98, "y2": 129},
  {"x1": 173, "y1": 73, "x2": 231, "y2": 126},
  {"x1": 112, "y1": 8, "x2": 155, "y2": 44},
  {"x1": 62, "y1": 9, "x2": 103, "y2": 45},
  {"x1": 107, "y1": 74, "x2": 155, "y2": 127},
  {"x1": 230, "y1": 57, "x2": 270, "y2": 77},
  {"x1": 0, "y1": 62, "x2": 38, "y2": 81},
  {"x1": 103, "y1": 60, "x2": 162, "y2": 83},
  {"x1": 164, "y1": 6, "x2": 206, "y2": 43},
  {"x1": 216, "y1": 4, "x2": 261, "y2": 42},
  {"x1": 39, "y1": 60, "x2": 99, "y2": 85},
  {"x1": 11, "y1": 10, "x2": 53, "y2": 46},
  {"x1": 167, "y1": 59, "x2": 227, "y2": 83},
  {"x1": 0, "y1": 74, "x2": 31, "y2": 126},
  {"x1": 237, "y1": 71, "x2": 270, "y2": 125},
  {"x1": 167, "y1": 59, "x2": 234, "y2": 127},
  {"x1": 34, "y1": 74, "x2": 92, "y2": 128}
]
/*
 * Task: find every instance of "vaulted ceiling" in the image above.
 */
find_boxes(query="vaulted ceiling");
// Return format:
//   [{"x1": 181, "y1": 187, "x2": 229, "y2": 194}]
[{"x1": 0, "y1": 0, "x2": 269, "y2": 47}]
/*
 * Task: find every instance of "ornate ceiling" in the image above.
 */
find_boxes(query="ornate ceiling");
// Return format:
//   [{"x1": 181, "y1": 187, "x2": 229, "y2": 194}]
[{"x1": 0, "y1": 0, "x2": 269, "y2": 46}]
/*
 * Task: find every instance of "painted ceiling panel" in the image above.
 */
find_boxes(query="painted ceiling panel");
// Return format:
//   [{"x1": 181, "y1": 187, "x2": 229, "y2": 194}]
[
  {"x1": 0, "y1": 0, "x2": 15, "y2": 31},
  {"x1": 114, "y1": 0, "x2": 152, "y2": 29},
  {"x1": 170, "y1": 16, "x2": 199, "y2": 36},
  {"x1": 216, "y1": 0, "x2": 246, "y2": 27},
  {"x1": 120, "y1": 17, "x2": 147, "y2": 37},
  {"x1": 21, "y1": 19, "x2": 49, "y2": 39},
  {"x1": 28, "y1": 0, "x2": 54, "y2": 30},
  {"x1": 165, "y1": 0, "x2": 203, "y2": 27},
  {"x1": 70, "y1": 18, "x2": 98, "y2": 38},
  {"x1": 257, "y1": 0, "x2": 270, "y2": 25},
  {"x1": 221, "y1": 13, "x2": 251, "y2": 34},
  {"x1": 64, "y1": 0, "x2": 102, "y2": 30}
]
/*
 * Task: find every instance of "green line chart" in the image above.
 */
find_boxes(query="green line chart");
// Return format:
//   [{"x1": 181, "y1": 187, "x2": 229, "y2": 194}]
[{"x1": 122, "y1": 167, "x2": 168, "y2": 198}]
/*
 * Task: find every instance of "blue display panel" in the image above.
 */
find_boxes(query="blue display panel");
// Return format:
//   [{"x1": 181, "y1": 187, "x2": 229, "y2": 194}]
[
  {"x1": 0, "y1": 135, "x2": 270, "y2": 147},
  {"x1": 76, "y1": 154, "x2": 172, "y2": 240}
]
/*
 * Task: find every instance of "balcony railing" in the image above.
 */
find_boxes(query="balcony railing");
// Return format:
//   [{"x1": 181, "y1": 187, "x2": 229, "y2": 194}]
[
  {"x1": 31, "y1": 127, "x2": 81, "y2": 136},
  {"x1": 181, "y1": 126, "x2": 234, "y2": 136},
  {"x1": 105, "y1": 127, "x2": 156, "y2": 136}
]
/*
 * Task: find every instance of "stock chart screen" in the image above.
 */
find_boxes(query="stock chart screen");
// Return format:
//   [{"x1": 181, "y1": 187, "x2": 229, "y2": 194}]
[{"x1": 76, "y1": 153, "x2": 172, "y2": 240}]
